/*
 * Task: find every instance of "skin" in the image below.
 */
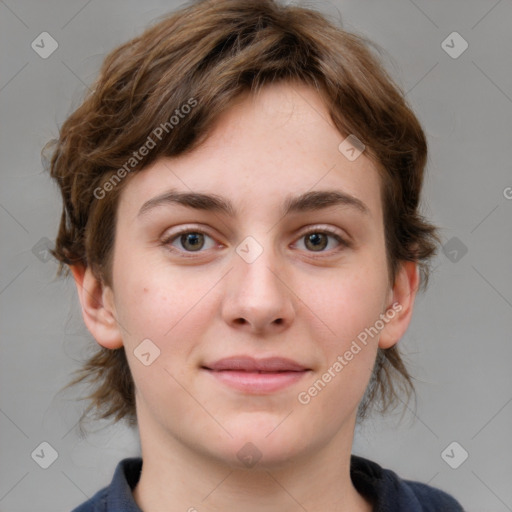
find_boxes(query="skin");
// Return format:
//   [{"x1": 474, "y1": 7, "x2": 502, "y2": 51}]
[{"x1": 72, "y1": 82, "x2": 419, "y2": 512}]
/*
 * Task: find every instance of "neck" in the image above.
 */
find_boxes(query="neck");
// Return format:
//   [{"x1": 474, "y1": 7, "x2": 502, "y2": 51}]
[{"x1": 132, "y1": 410, "x2": 372, "y2": 512}]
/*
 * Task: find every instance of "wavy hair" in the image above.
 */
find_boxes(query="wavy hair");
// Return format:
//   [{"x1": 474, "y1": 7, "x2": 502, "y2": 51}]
[{"x1": 44, "y1": 0, "x2": 440, "y2": 429}]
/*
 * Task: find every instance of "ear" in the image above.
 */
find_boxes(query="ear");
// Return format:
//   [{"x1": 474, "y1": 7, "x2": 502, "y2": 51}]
[
  {"x1": 70, "y1": 264, "x2": 124, "y2": 349},
  {"x1": 378, "y1": 260, "x2": 420, "y2": 349}
]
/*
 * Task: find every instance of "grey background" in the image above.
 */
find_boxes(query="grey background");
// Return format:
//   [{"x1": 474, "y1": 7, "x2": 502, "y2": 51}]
[{"x1": 1, "y1": 0, "x2": 511, "y2": 511}]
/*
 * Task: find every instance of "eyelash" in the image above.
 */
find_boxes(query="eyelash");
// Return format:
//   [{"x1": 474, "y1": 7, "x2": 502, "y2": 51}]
[{"x1": 161, "y1": 225, "x2": 351, "y2": 258}]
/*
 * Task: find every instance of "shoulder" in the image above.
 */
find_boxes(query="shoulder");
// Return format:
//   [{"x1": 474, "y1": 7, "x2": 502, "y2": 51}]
[
  {"x1": 69, "y1": 458, "x2": 143, "y2": 512},
  {"x1": 350, "y1": 455, "x2": 465, "y2": 511},
  {"x1": 398, "y1": 479, "x2": 466, "y2": 512},
  {"x1": 70, "y1": 488, "x2": 108, "y2": 512}
]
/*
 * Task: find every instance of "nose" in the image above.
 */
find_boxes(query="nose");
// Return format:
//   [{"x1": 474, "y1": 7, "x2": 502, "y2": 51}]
[{"x1": 221, "y1": 240, "x2": 296, "y2": 335}]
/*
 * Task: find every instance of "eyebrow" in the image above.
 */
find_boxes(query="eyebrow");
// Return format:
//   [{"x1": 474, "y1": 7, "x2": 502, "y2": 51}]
[{"x1": 137, "y1": 188, "x2": 370, "y2": 219}]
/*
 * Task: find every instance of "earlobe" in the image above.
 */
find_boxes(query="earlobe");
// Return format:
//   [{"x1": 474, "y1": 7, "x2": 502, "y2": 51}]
[
  {"x1": 378, "y1": 260, "x2": 420, "y2": 349},
  {"x1": 70, "y1": 264, "x2": 124, "y2": 349}
]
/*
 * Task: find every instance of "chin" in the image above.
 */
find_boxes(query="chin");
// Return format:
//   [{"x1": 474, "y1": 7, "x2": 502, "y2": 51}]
[{"x1": 210, "y1": 423, "x2": 309, "y2": 471}]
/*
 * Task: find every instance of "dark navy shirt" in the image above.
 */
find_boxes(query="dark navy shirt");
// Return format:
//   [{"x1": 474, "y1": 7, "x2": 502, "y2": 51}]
[{"x1": 71, "y1": 456, "x2": 465, "y2": 511}]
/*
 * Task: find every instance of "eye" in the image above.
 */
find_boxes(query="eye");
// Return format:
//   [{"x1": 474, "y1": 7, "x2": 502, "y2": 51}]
[
  {"x1": 294, "y1": 228, "x2": 349, "y2": 253},
  {"x1": 161, "y1": 225, "x2": 350, "y2": 257},
  {"x1": 162, "y1": 228, "x2": 217, "y2": 254}
]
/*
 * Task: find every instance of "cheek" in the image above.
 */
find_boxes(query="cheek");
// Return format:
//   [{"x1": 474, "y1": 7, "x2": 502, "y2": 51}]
[
  {"x1": 310, "y1": 263, "x2": 389, "y2": 346},
  {"x1": 113, "y1": 263, "x2": 216, "y2": 371},
  {"x1": 114, "y1": 255, "x2": 196, "y2": 331},
  {"x1": 116, "y1": 280, "x2": 205, "y2": 404},
  {"x1": 303, "y1": 261, "x2": 388, "y2": 397},
  {"x1": 296, "y1": 271, "x2": 384, "y2": 423}
]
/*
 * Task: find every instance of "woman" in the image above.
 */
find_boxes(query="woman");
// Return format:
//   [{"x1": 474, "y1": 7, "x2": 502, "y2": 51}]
[{"x1": 45, "y1": 1, "x2": 465, "y2": 510}]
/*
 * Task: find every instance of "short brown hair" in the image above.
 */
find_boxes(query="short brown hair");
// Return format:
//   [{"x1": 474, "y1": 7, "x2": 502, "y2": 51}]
[{"x1": 44, "y1": 0, "x2": 440, "y2": 429}]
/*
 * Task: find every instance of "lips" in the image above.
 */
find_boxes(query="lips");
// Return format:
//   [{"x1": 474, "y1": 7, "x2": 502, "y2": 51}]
[
  {"x1": 202, "y1": 356, "x2": 309, "y2": 372},
  {"x1": 201, "y1": 356, "x2": 310, "y2": 393}
]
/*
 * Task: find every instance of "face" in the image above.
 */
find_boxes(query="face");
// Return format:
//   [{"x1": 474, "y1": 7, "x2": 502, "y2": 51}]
[{"x1": 100, "y1": 82, "x2": 406, "y2": 468}]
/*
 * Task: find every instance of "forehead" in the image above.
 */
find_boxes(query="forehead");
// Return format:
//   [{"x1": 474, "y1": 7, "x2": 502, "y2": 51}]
[{"x1": 118, "y1": 82, "x2": 383, "y2": 223}]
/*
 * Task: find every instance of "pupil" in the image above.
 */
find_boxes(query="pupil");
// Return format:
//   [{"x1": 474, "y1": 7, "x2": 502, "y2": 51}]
[
  {"x1": 182, "y1": 233, "x2": 203, "y2": 250},
  {"x1": 307, "y1": 233, "x2": 327, "y2": 251}
]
